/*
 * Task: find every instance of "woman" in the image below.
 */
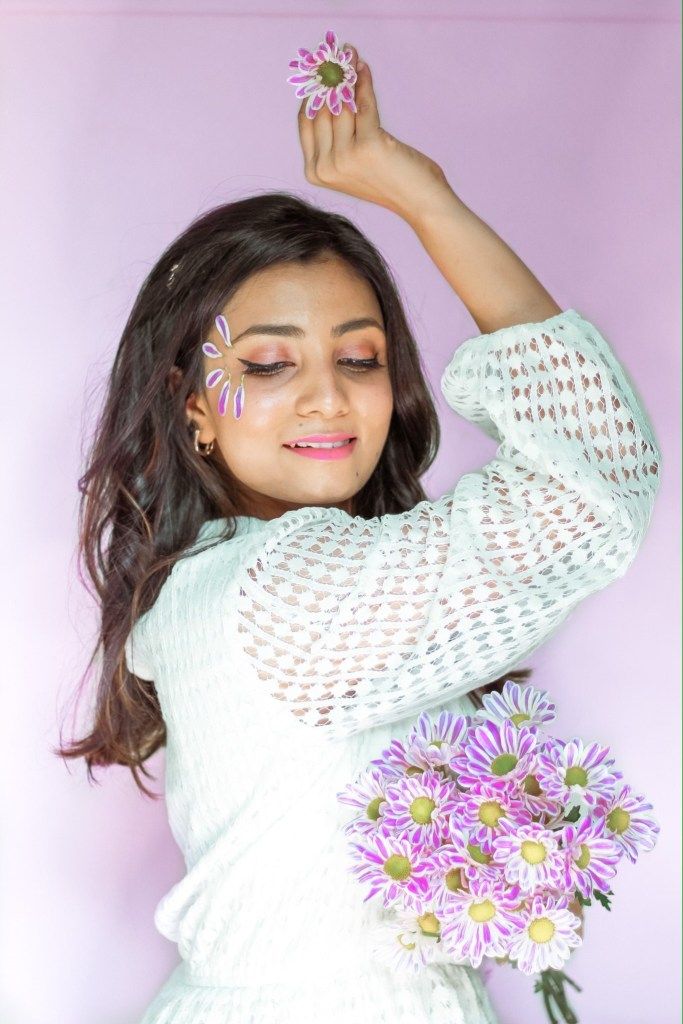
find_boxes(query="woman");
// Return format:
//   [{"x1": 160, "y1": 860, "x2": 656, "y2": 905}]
[{"x1": 58, "y1": 43, "x2": 660, "y2": 1024}]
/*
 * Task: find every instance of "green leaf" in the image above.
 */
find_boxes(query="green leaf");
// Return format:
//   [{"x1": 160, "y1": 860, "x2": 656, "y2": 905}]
[
  {"x1": 594, "y1": 889, "x2": 613, "y2": 911},
  {"x1": 563, "y1": 807, "x2": 581, "y2": 823},
  {"x1": 574, "y1": 889, "x2": 592, "y2": 907}
]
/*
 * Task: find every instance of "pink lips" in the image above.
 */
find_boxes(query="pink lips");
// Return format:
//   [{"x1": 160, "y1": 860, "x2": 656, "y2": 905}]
[
  {"x1": 285, "y1": 433, "x2": 355, "y2": 444},
  {"x1": 283, "y1": 436, "x2": 357, "y2": 460}
]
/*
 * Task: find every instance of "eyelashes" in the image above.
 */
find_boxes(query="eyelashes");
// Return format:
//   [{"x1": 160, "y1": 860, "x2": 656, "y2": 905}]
[{"x1": 238, "y1": 357, "x2": 385, "y2": 376}]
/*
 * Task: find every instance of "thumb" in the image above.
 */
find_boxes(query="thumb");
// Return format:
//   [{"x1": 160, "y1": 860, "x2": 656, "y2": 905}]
[{"x1": 344, "y1": 44, "x2": 380, "y2": 136}]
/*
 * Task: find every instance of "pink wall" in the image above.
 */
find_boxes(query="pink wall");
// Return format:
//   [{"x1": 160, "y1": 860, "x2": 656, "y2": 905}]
[{"x1": 2, "y1": 2, "x2": 679, "y2": 1022}]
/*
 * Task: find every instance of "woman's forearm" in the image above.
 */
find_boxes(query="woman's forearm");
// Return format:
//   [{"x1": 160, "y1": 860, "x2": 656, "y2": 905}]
[{"x1": 402, "y1": 187, "x2": 563, "y2": 335}]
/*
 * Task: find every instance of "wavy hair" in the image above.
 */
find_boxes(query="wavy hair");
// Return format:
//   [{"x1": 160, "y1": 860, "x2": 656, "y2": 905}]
[{"x1": 55, "y1": 190, "x2": 530, "y2": 798}]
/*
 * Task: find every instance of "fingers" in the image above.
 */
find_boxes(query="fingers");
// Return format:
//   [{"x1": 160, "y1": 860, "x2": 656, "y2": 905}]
[
  {"x1": 354, "y1": 55, "x2": 381, "y2": 140},
  {"x1": 331, "y1": 43, "x2": 358, "y2": 152},
  {"x1": 297, "y1": 96, "x2": 317, "y2": 179}
]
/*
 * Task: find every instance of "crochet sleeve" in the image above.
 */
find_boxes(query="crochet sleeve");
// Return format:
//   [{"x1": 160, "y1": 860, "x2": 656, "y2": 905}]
[{"x1": 236, "y1": 309, "x2": 661, "y2": 740}]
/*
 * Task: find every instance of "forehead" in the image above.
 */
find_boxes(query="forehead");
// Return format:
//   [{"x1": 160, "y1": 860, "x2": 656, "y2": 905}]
[{"x1": 226, "y1": 256, "x2": 381, "y2": 319}]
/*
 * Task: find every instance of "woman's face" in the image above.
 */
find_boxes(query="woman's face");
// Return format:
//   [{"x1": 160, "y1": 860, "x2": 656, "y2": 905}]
[{"x1": 185, "y1": 255, "x2": 394, "y2": 520}]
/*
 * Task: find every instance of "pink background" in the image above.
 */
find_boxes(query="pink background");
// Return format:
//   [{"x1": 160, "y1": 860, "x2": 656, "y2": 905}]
[{"x1": 2, "y1": 2, "x2": 679, "y2": 1022}]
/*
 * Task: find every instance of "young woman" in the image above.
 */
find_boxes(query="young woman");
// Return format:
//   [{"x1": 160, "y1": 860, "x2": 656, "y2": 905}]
[{"x1": 58, "y1": 43, "x2": 660, "y2": 1024}]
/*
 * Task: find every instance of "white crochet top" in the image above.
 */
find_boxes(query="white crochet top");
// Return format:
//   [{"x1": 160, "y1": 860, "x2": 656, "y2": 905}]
[{"x1": 125, "y1": 309, "x2": 660, "y2": 1008}]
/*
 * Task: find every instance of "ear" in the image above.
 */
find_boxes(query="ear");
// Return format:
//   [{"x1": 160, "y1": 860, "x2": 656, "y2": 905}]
[{"x1": 184, "y1": 388, "x2": 212, "y2": 433}]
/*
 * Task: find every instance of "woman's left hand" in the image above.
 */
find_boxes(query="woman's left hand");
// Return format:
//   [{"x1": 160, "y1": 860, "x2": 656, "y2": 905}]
[{"x1": 297, "y1": 43, "x2": 453, "y2": 223}]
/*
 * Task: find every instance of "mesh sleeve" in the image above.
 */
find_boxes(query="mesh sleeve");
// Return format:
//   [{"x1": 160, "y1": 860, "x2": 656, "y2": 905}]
[{"x1": 236, "y1": 308, "x2": 661, "y2": 740}]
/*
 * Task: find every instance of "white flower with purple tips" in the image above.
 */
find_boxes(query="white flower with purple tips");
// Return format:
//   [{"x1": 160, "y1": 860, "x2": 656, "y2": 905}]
[
  {"x1": 491, "y1": 820, "x2": 568, "y2": 894},
  {"x1": 336, "y1": 766, "x2": 391, "y2": 838},
  {"x1": 560, "y1": 815, "x2": 621, "y2": 899},
  {"x1": 404, "y1": 709, "x2": 471, "y2": 771},
  {"x1": 440, "y1": 874, "x2": 525, "y2": 968},
  {"x1": 537, "y1": 738, "x2": 622, "y2": 815},
  {"x1": 475, "y1": 679, "x2": 557, "y2": 729},
  {"x1": 380, "y1": 770, "x2": 461, "y2": 848},
  {"x1": 452, "y1": 717, "x2": 539, "y2": 789},
  {"x1": 594, "y1": 783, "x2": 660, "y2": 863},
  {"x1": 348, "y1": 832, "x2": 432, "y2": 911},
  {"x1": 459, "y1": 779, "x2": 533, "y2": 848},
  {"x1": 367, "y1": 905, "x2": 454, "y2": 974},
  {"x1": 286, "y1": 29, "x2": 358, "y2": 119},
  {"x1": 506, "y1": 894, "x2": 582, "y2": 975}
]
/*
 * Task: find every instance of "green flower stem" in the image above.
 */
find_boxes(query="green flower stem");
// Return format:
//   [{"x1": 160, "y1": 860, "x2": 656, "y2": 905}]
[{"x1": 537, "y1": 968, "x2": 582, "y2": 1024}]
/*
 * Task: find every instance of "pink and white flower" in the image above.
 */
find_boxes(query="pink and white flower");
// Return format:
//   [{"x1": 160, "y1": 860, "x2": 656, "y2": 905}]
[
  {"x1": 405, "y1": 709, "x2": 472, "y2": 771},
  {"x1": 337, "y1": 766, "x2": 391, "y2": 838},
  {"x1": 381, "y1": 770, "x2": 461, "y2": 848},
  {"x1": 536, "y1": 737, "x2": 622, "y2": 814},
  {"x1": 367, "y1": 905, "x2": 456, "y2": 974},
  {"x1": 491, "y1": 820, "x2": 568, "y2": 893},
  {"x1": 476, "y1": 679, "x2": 557, "y2": 729},
  {"x1": 286, "y1": 29, "x2": 358, "y2": 118},
  {"x1": 505, "y1": 894, "x2": 583, "y2": 975},
  {"x1": 559, "y1": 814, "x2": 622, "y2": 899},
  {"x1": 593, "y1": 783, "x2": 660, "y2": 863},
  {"x1": 348, "y1": 832, "x2": 432, "y2": 911},
  {"x1": 452, "y1": 718, "x2": 539, "y2": 789},
  {"x1": 439, "y1": 874, "x2": 525, "y2": 968},
  {"x1": 459, "y1": 779, "x2": 533, "y2": 847}
]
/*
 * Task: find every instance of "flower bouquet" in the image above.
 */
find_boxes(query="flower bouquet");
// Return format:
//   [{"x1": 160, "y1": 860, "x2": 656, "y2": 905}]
[{"x1": 336, "y1": 680, "x2": 659, "y2": 1024}]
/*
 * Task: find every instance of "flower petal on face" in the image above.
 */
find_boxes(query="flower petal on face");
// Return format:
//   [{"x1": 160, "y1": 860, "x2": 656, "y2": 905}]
[
  {"x1": 215, "y1": 314, "x2": 231, "y2": 346},
  {"x1": 202, "y1": 341, "x2": 222, "y2": 358},
  {"x1": 217, "y1": 379, "x2": 231, "y2": 417},
  {"x1": 205, "y1": 368, "x2": 224, "y2": 389}
]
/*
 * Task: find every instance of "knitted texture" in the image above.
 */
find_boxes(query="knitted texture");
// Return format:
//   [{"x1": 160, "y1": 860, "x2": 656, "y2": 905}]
[{"x1": 125, "y1": 308, "x2": 660, "y2": 1023}]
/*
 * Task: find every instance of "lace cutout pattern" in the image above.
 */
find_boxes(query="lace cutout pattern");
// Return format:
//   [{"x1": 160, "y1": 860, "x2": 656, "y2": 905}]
[{"x1": 231, "y1": 310, "x2": 659, "y2": 739}]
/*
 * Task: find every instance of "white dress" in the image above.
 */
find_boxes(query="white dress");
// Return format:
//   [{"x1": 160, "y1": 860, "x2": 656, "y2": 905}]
[{"x1": 125, "y1": 308, "x2": 660, "y2": 1023}]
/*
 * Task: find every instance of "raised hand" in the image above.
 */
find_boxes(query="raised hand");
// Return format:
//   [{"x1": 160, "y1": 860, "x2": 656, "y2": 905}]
[{"x1": 296, "y1": 42, "x2": 453, "y2": 222}]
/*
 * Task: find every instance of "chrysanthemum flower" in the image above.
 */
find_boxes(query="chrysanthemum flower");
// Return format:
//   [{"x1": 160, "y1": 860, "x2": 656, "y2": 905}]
[
  {"x1": 475, "y1": 679, "x2": 556, "y2": 729},
  {"x1": 336, "y1": 766, "x2": 392, "y2": 838},
  {"x1": 439, "y1": 874, "x2": 525, "y2": 968},
  {"x1": 560, "y1": 814, "x2": 622, "y2": 899},
  {"x1": 348, "y1": 832, "x2": 432, "y2": 911},
  {"x1": 537, "y1": 738, "x2": 622, "y2": 814},
  {"x1": 370, "y1": 737, "x2": 430, "y2": 780},
  {"x1": 491, "y1": 820, "x2": 568, "y2": 894},
  {"x1": 593, "y1": 783, "x2": 660, "y2": 864},
  {"x1": 381, "y1": 770, "x2": 461, "y2": 848},
  {"x1": 459, "y1": 779, "x2": 533, "y2": 847},
  {"x1": 505, "y1": 894, "x2": 582, "y2": 975},
  {"x1": 367, "y1": 905, "x2": 456, "y2": 974},
  {"x1": 434, "y1": 823, "x2": 503, "y2": 888},
  {"x1": 452, "y1": 718, "x2": 539, "y2": 789},
  {"x1": 286, "y1": 29, "x2": 358, "y2": 118},
  {"x1": 421, "y1": 842, "x2": 473, "y2": 910},
  {"x1": 404, "y1": 710, "x2": 471, "y2": 772}
]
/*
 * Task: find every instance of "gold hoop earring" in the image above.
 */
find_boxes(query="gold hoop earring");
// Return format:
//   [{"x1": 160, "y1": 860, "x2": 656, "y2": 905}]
[{"x1": 193, "y1": 426, "x2": 215, "y2": 457}]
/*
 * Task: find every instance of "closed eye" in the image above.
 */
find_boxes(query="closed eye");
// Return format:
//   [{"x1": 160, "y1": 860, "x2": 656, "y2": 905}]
[{"x1": 238, "y1": 357, "x2": 384, "y2": 376}]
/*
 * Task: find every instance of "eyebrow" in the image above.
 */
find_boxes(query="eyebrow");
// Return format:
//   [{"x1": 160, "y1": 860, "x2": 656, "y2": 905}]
[{"x1": 228, "y1": 317, "x2": 386, "y2": 346}]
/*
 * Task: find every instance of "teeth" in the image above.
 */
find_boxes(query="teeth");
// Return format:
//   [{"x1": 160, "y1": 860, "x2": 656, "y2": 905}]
[{"x1": 292, "y1": 439, "x2": 353, "y2": 448}]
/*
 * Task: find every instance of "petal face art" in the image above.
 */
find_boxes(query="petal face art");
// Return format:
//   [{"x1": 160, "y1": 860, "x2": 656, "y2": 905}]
[
  {"x1": 286, "y1": 28, "x2": 358, "y2": 119},
  {"x1": 201, "y1": 314, "x2": 244, "y2": 419}
]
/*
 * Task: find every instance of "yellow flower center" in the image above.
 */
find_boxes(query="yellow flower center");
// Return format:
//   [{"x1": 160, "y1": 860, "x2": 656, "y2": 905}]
[
  {"x1": 467, "y1": 842, "x2": 493, "y2": 865},
  {"x1": 445, "y1": 868, "x2": 465, "y2": 892},
  {"x1": 366, "y1": 796, "x2": 384, "y2": 821},
  {"x1": 410, "y1": 796, "x2": 436, "y2": 825},
  {"x1": 528, "y1": 917, "x2": 556, "y2": 943},
  {"x1": 469, "y1": 899, "x2": 496, "y2": 923},
  {"x1": 417, "y1": 912, "x2": 441, "y2": 937},
  {"x1": 406, "y1": 765, "x2": 424, "y2": 777},
  {"x1": 521, "y1": 840, "x2": 547, "y2": 864},
  {"x1": 607, "y1": 807, "x2": 631, "y2": 834},
  {"x1": 576, "y1": 843, "x2": 591, "y2": 869},
  {"x1": 479, "y1": 800, "x2": 505, "y2": 827},
  {"x1": 565, "y1": 765, "x2": 589, "y2": 787},
  {"x1": 397, "y1": 931, "x2": 417, "y2": 950},
  {"x1": 429, "y1": 739, "x2": 445, "y2": 749},
  {"x1": 317, "y1": 60, "x2": 344, "y2": 88},
  {"x1": 491, "y1": 753, "x2": 518, "y2": 776},
  {"x1": 510, "y1": 712, "x2": 532, "y2": 727},
  {"x1": 384, "y1": 854, "x2": 411, "y2": 881},
  {"x1": 523, "y1": 773, "x2": 542, "y2": 796}
]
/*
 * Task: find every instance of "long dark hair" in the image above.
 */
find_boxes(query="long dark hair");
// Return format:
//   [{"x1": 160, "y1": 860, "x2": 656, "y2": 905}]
[{"x1": 55, "y1": 190, "x2": 531, "y2": 798}]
